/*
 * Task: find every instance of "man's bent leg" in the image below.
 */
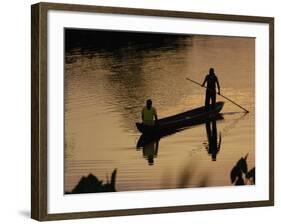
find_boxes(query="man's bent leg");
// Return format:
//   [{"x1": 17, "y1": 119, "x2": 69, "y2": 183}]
[{"x1": 211, "y1": 91, "x2": 216, "y2": 110}]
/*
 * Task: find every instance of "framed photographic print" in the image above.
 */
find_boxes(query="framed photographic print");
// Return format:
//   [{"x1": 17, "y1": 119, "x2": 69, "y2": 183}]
[{"x1": 31, "y1": 2, "x2": 274, "y2": 221}]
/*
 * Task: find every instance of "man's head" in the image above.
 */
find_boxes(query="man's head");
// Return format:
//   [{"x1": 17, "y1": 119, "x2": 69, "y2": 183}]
[
  {"x1": 209, "y1": 68, "x2": 215, "y2": 75},
  {"x1": 146, "y1": 99, "x2": 152, "y2": 109}
]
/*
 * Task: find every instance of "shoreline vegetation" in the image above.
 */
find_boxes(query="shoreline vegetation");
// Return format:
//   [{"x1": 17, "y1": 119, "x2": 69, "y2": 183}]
[
  {"x1": 66, "y1": 154, "x2": 254, "y2": 194},
  {"x1": 230, "y1": 154, "x2": 255, "y2": 185},
  {"x1": 65, "y1": 28, "x2": 192, "y2": 52},
  {"x1": 66, "y1": 169, "x2": 117, "y2": 194}
]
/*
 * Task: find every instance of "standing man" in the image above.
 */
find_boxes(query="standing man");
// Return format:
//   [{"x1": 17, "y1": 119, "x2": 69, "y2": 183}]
[
  {"x1": 142, "y1": 99, "x2": 158, "y2": 126},
  {"x1": 201, "y1": 68, "x2": 221, "y2": 110}
]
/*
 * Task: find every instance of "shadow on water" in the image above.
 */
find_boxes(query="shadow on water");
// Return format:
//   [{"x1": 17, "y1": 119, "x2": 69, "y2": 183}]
[
  {"x1": 136, "y1": 127, "x2": 188, "y2": 149},
  {"x1": 199, "y1": 112, "x2": 248, "y2": 161},
  {"x1": 66, "y1": 169, "x2": 117, "y2": 194},
  {"x1": 136, "y1": 113, "x2": 224, "y2": 165},
  {"x1": 141, "y1": 140, "x2": 159, "y2": 166},
  {"x1": 136, "y1": 127, "x2": 195, "y2": 166},
  {"x1": 230, "y1": 154, "x2": 255, "y2": 185},
  {"x1": 204, "y1": 120, "x2": 222, "y2": 161},
  {"x1": 136, "y1": 126, "x2": 189, "y2": 166}
]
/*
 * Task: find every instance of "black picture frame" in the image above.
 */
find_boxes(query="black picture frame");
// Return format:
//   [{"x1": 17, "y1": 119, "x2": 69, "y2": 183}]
[{"x1": 31, "y1": 2, "x2": 274, "y2": 221}]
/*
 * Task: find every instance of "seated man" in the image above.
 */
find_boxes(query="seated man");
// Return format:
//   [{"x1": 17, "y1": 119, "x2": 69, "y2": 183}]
[{"x1": 141, "y1": 99, "x2": 158, "y2": 126}]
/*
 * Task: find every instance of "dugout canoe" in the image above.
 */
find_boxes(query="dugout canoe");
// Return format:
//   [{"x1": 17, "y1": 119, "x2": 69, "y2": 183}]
[{"x1": 135, "y1": 101, "x2": 224, "y2": 134}]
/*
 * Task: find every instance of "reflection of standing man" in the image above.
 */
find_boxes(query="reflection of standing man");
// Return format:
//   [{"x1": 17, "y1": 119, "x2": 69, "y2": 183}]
[
  {"x1": 142, "y1": 140, "x2": 159, "y2": 166},
  {"x1": 201, "y1": 68, "x2": 221, "y2": 110},
  {"x1": 205, "y1": 120, "x2": 221, "y2": 161},
  {"x1": 142, "y1": 99, "x2": 158, "y2": 125}
]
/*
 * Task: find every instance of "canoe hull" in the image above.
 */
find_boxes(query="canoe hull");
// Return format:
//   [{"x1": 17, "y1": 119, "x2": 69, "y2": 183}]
[
  {"x1": 136, "y1": 102, "x2": 224, "y2": 134},
  {"x1": 136, "y1": 114, "x2": 224, "y2": 148}
]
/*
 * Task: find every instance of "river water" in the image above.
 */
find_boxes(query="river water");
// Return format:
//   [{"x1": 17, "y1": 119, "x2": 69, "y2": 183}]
[{"x1": 64, "y1": 30, "x2": 255, "y2": 193}]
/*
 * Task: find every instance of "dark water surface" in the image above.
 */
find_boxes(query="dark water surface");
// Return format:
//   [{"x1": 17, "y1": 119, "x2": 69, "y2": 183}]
[{"x1": 64, "y1": 30, "x2": 255, "y2": 193}]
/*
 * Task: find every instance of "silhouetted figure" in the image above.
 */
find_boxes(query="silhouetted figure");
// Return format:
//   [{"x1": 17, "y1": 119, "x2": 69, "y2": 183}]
[
  {"x1": 142, "y1": 140, "x2": 159, "y2": 166},
  {"x1": 141, "y1": 99, "x2": 158, "y2": 126},
  {"x1": 66, "y1": 169, "x2": 117, "y2": 194},
  {"x1": 205, "y1": 120, "x2": 221, "y2": 161},
  {"x1": 201, "y1": 68, "x2": 221, "y2": 110}
]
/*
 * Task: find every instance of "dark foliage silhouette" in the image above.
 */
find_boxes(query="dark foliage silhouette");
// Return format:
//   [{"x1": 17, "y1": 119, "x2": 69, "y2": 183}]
[
  {"x1": 66, "y1": 169, "x2": 117, "y2": 194},
  {"x1": 230, "y1": 154, "x2": 255, "y2": 185}
]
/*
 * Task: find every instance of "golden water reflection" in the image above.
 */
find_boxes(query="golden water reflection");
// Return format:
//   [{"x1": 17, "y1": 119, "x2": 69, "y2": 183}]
[{"x1": 64, "y1": 30, "x2": 255, "y2": 193}]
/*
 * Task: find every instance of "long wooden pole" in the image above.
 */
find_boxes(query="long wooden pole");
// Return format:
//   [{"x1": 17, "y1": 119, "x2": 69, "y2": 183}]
[{"x1": 185, "y1": 77, "x2": 249, "y2": 113}]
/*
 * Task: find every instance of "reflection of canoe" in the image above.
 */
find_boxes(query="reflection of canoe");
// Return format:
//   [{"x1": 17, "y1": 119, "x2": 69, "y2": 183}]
[
  {"x1": 136, "y1": 102, "x2": 224, "y2": 134},
  {"x1": 137, "y1": 114, "x2": 223, "y2": 148}
]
